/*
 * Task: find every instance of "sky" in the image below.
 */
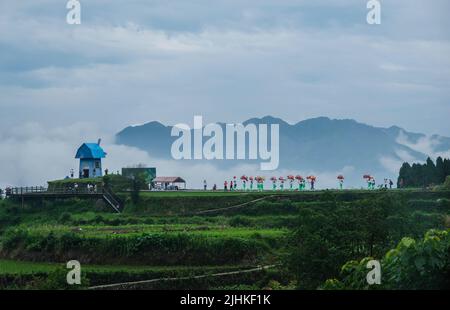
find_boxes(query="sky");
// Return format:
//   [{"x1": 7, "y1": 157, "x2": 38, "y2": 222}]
[{"x1": 0, "y1": 0, "x2": 449, "y2": 188}]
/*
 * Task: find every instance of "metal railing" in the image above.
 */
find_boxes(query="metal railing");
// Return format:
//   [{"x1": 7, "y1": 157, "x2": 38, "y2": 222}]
[
  {"x1": 103, "y1": 189, "x2": 122, "y2": 213},
  {"x1": 3, "y1": 185, "x2": 123, "y2": 213},
  {"x1": 7, "y1": 187, "x2": 47, "y2": 195},
  {"x1": 5, "y1": 186, "x2": 104, "y2": 196}
]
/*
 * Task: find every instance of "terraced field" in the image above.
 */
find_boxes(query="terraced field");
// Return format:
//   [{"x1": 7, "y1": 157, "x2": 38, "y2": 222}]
[{"x1": 0, "y1": 189, "x2": 449, "y2": 289}]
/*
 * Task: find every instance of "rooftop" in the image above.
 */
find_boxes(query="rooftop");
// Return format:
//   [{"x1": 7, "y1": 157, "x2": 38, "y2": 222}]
[
  {"x1": 75, "y1": 143, "x2": 107, "y2": 159},
  {"x1": 153, "y1": 177, "x2": 186, "y2": 183}
]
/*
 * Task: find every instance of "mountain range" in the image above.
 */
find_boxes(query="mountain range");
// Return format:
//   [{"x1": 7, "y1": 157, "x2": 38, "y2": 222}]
[{"x1": 115, "y1": 116, "x2": 450, "y2": 184}]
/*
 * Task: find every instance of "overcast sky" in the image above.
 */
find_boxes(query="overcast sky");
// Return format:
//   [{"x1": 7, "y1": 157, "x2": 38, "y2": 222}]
[
  {"x1": 0, "y1": 1, "x2": 449, "y2": 187},
  {"x1": 0, "y1": 0, "x2": 449, "y2": 136}
]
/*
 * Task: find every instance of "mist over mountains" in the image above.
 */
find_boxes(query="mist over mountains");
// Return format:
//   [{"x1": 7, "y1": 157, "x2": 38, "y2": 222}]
[{"x1": 116, "y1": 116, "x2": 450, "y2": 188}]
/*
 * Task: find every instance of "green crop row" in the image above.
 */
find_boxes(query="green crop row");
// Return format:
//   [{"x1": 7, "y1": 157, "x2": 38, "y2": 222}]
[{"x1": 0, "y1": 228, "x2": 283, "y2": 266}]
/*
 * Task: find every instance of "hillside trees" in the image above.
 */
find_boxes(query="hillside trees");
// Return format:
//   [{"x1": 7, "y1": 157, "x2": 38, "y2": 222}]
[
  {"x1": 284, "y1": 194, "x2": 408, "y2": 289},
  {"x1": 322, "y1": 229, "x2": 450, "y2": 290},
  {"x1": 283, "y1": 191, "x2": 450, "y2": 289},
  {"x1": 445, "y1": 176, "x2": 450, "y2": 189},
  {"x1": 130, "y1": 172, "x2": 148, "y2": 204},
  {"x1": 398, "y1": 157, "x2": 450, "y2": 188}
]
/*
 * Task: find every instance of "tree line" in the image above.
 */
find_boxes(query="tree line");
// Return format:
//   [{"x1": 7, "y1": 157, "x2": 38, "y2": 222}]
[{"x1": 397, "y1": 157, "x2": 450, "y2": 188}]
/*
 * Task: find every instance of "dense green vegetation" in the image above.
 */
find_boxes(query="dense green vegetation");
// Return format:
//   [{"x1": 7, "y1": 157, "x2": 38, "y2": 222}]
[
  {"x1": 445, "y1": 176, "x2": 450, "y2": 190},
  {"x1": 322, "y1": 229, "x2": 450, "y2": 290},
  {"x1": 398, "y1": 156, "x2": 450, "y2": 188},
  {"x1": 0, "y1": 227, "x2": 281, "y2": 265},
  {"x1": 284, "y1": 193, "x2": 449, "y2": 289},
  {"x1": 0, "y1": 259, "x2": 280, "y2": 290},
  {"x1": 0, "y1": 189, "x2": 449, "y2": 289}
]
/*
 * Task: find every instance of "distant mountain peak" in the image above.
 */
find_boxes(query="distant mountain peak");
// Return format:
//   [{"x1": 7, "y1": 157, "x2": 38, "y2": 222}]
[
  {"x1": 243, "y1": 115, "x2": 289, "y2": 126},
  {"x1": 141, "y1": 121, "x2": 165, "y2": 127},
  {"x1": 388, "y1": 125, "x2": 403, "y2": 131},
  {"x1": 115, "y1": 116, "x2": 450, "y2": 179}
]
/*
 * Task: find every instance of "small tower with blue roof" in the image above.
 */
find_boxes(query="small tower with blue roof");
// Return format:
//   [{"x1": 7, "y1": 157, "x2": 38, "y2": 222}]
[{"x1": 75, "y1": 139, "x2": 107, "y2": 179}]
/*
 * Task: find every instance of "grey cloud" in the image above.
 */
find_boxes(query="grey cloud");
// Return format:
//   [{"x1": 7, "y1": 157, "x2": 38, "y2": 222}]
[{"x1": 0, "y1": 0, "x2": 449, "y2": 186}]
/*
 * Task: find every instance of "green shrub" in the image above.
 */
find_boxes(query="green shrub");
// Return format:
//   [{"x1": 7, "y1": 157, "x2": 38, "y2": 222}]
[
  {"x1": 229, "y1": 216, "x2": 254, "y2": 227},
  {"x1": 93, "y1": 215, "x2": 105, "y2": 224},
  {"x1": 445, "y1": 176, "x2": 450, "y2": 189},
  {"x1": 40, "y1": 268, "x2": 89, "y2": 290},
  {"x1": 58, "y1": 212, "x2": 72, "y2": 224},
  {"x1": 323, "y1": 229, "x2": 450, "y2": 290},
  {"x1": 0, "y1": 229, "x2": 273, "y2": 266},
  {"x1": 284, "y1": 193, "x2": 407, "y2": 289},
  {"x1": 1, "y1": 229, "x2": 29, "y2": 251}
]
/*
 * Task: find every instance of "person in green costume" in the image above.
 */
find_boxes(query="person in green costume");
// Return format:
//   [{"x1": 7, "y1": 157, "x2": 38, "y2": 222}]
[
  {"x1": 337, "y1": 176, "x2": 343, "y2": 190},
  {"x1": 259, "y1": 178, "x2": 264, "y2": 192},
  {"x1": 296, "y1": 177, "x2": 303, "y2": 191},
  {"x1": 288, "y1": 177, "x2": 294, "y2": 191}
]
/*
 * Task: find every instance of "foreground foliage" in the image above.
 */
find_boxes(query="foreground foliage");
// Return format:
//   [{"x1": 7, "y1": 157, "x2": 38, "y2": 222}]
[
  {"x1": 0, "y1": 189, "x2": 449, "y2": 289},
  {"x1": 284, "y1": 193, "x2": 449, "y2": 289},
  {"x1": 323, "y1": 229, "x2": 450, "y2": 290}
]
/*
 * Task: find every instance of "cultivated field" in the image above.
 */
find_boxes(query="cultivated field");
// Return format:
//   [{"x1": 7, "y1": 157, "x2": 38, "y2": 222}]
[{"x1": 0, "y1": 189, "x2": 449, "y2": 289}]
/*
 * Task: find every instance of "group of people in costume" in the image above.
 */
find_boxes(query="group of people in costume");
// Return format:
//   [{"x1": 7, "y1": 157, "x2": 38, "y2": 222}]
[
  {"x1": 363, "y1": 175, "x2": 393, "y2": 189},
  {"x1": 225, "y1": 176, "x2": 266, "y2": 192},
  {"x1": 224, "y1": 175, "x2": 318, "y2": 191},
  {"x1": 222, "y1": 174, "x2": 392, "y2": 191},
  {"x1": 363, "y1": 175, "x2": 376, "y2": 189}
]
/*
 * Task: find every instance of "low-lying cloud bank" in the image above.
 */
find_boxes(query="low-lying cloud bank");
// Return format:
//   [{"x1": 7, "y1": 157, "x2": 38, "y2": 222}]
[
  {"x1": 0, "y1": 123, "x2": 370, "y2": 190},
  {"x1": 396, "y1": 131, "x2": 450, "y2": 160},
  {"x1": 3, "y1": 123, "x2": 449, "y2": 190}
]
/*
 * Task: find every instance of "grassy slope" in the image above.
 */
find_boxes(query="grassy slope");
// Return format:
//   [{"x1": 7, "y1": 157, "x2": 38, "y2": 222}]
[{"x1": 0, "y1": 189, "x2": 449, "y2": 288}]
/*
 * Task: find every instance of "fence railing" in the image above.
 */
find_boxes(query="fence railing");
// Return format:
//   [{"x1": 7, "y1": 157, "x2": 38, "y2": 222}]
[
  {"x1": 3, "y1": 186, "x2": 122, "y2": 213},
  {"x1": 7, "y1": 187, "x2": 47, "y2": 195},
  {"x1": 5, "y1": 186, "x2": 104, "y2": 196}
]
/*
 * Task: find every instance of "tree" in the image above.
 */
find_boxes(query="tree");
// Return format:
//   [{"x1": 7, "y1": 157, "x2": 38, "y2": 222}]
[
  {"x1": 397, "y1": 157, "x2": 450, "y2": 188},
  {"x1": 425, "y1": 157, "x2": 437, "y2": 185},
  {"x1": 445, "y1": 176, "x2": 450, "y2": 190},
  {"x1": 436, "y1": 157, "x2": 446, "y2": 184},
  {"x1": 444, "y1": 158, "x2": 450, "y2": 179},
  {"x1": 322, "y1": 229, "x2": 450, "y2": 290},
  {"x1": 397, "y1": 162, "x2": 411, "y2": 188},
  {"x1": 130, "y1": 172, "x2": 147, "y2": 205},
  {"x1": 284, "y1": 194, "x2": 403, "y2": 289}
]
